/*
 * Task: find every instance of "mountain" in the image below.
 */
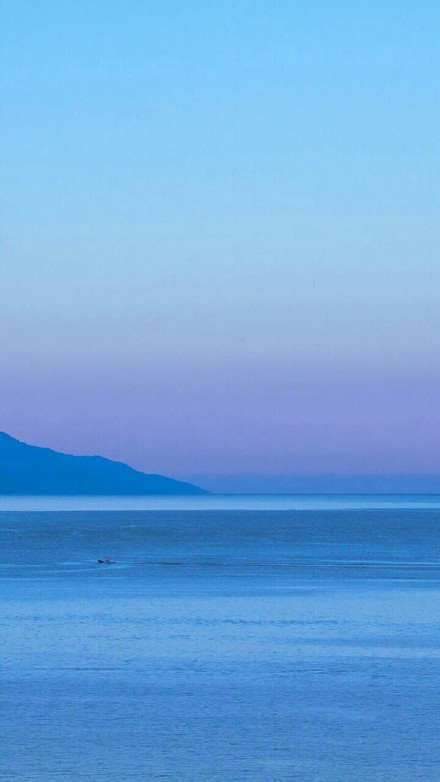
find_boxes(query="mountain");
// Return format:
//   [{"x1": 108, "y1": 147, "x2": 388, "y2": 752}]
[{"x1": 0, "y1": 432, "x2": 207, "y2": 495}]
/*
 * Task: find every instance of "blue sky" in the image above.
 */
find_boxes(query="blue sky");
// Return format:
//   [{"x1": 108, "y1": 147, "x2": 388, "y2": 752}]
[{"x1": 1, "y1": 1, "x2": 439, "y2": 482}]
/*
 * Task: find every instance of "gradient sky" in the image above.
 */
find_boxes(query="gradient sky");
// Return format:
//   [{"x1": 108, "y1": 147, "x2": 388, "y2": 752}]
[{"x1": 1, "y1": 1, "x2": 439, "y2": 482}]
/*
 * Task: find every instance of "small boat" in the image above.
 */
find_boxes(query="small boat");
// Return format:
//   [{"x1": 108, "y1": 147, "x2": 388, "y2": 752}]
[{"x1": 98, "y1": 557, "x2": 116, "y2": 564}]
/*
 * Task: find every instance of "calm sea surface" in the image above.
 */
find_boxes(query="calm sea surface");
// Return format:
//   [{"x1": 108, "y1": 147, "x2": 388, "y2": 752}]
[{"x1": 2, "y1": 496, "x2": 440, "y2": 780}]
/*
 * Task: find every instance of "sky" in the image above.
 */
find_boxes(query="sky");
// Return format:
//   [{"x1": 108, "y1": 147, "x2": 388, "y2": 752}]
[{"x1": 1, "y1": 1, "x2": 439, "y2": 487}]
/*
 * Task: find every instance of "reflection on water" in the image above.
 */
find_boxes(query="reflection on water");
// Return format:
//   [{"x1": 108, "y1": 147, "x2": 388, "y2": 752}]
[{"x1": 2, "y1": 492, "x2": 440, "y2": 511}]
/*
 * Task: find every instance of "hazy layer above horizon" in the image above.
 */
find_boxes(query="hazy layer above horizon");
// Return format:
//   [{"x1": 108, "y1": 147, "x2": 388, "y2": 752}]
[{"x1": 178, "y1": 473, "x2": 440, "y2": 494}]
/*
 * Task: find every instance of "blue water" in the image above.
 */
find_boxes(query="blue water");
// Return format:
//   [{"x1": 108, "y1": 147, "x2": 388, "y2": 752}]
[{"x1": 2, "y1": 498, "x2": 440, "y2": 780}]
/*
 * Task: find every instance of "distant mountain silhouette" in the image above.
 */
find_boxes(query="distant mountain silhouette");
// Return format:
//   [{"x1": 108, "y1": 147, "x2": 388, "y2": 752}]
[{"x1": 0, "y1": 432, "x2": 207, "y2": 495}]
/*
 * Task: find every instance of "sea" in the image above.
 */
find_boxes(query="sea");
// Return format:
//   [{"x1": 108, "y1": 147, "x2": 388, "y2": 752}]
[{"x1": 2, "y1": 494, "x2": 440, "y2": 781}]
